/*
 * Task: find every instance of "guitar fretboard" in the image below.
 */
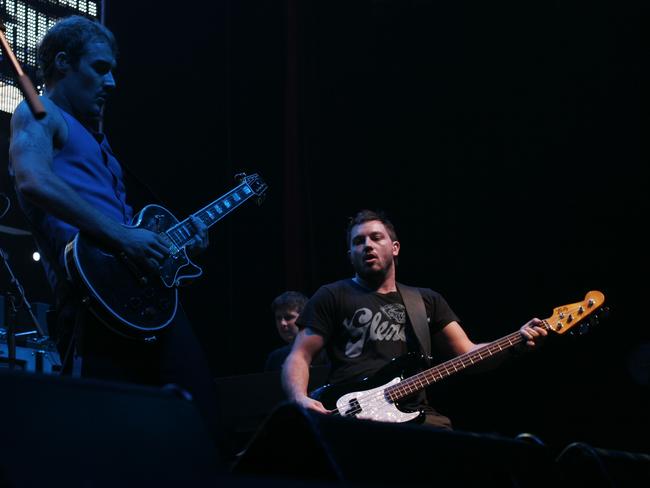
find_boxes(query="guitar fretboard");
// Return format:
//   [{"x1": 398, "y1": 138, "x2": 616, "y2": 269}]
[
  {"x1": 165, "y1": 181, "x2": 256, "y2": 249},
  {"x1": 385, "y1": 323, "x2": 548, "y2": 402}
]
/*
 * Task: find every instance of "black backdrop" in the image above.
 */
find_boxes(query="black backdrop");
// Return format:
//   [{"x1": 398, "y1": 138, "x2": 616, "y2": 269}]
[{"x1": 1, "y1": 0, "x2": 648, "y2": 456}]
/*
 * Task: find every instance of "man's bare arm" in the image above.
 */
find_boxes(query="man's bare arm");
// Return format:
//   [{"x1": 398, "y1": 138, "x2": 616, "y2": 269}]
[
  {"x1": 281, "y1": 328, "x2": 330, "y2": 414},
  {"x1": 433, "y1": 319, "x2": 547, "y2": 371},
  {"x1": 9, "y1": 100, "x2": 168, "y2": 268}
]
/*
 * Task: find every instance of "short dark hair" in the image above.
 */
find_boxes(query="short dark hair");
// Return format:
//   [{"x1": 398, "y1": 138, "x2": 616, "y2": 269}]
[
  {"x1": 271, "y1": 291, "x2": 308, "y2": 314},
  {"x1": 346, "y1": 209, "x2": 398, "y2": 246},
  {"x1": 38, "y1": 15, "x2": 117, "y2": 84}
]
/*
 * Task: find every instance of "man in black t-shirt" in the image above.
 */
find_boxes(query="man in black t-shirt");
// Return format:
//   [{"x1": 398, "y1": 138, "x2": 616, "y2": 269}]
[{"x1": 282, "y1": 209, "x2": 547, "y2": 428}]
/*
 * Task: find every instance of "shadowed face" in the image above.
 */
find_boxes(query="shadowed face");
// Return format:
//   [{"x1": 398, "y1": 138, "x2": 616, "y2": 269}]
[
  {"x1": 58, "y1": 40, "x2": 116, "y2": 124},
  {"x1": 274, "y1": 307, "x2": 300, "y2": 343}
]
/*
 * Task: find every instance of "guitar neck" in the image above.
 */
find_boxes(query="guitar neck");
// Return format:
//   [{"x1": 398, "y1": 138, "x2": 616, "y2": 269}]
[
  {"x1": 385, "y1": 327, "x2": 543, "y2": 403},
  {"x1": 164, "y1": 180, "x2": 257, "y2": 248}
]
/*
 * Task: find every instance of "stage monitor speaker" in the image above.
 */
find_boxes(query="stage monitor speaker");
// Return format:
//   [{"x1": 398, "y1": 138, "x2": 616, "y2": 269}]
[
  {"x1": 556, "y1": 442, "x2": 650, "y2": 487},
  {"x1": 215, "y1": 366, "x2": 330, "y2": 456},
  {"x1": 233, "y1": 402, "x2": 554, "y2": 487},
  {"x1": 0, "y1": 370, "x2": 224, "y2": 487}
]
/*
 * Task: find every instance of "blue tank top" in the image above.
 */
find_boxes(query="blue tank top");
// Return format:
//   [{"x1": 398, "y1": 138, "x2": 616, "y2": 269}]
[{"x1": 12, "y1": 106, "x2": 134, "y2": 292}]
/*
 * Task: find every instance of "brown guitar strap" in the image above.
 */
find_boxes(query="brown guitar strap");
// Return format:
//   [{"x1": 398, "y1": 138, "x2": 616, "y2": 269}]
[{"x1": 396, "y1": 282, "x2": 431, "y2": 362}]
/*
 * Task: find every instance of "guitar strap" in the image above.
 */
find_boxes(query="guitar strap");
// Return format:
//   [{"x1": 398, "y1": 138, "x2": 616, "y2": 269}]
[{"x1": 396, "y1": 282, "x2": 431, "y2": 362}]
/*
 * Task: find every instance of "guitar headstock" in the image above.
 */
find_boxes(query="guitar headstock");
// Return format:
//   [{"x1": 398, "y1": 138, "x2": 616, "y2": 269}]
[
  {"x1": 236, "y1": 172, "x2": 269, "y2": 204},
  {"x1": 544, "y1": 290, "x2": 606, "y2": 335}
]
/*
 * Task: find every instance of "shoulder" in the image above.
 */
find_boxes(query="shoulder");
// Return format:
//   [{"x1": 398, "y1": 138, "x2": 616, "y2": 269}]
[
  {"x1": 398, "y1": 283, "x2": 454, "y2": 311},
  {"x1": 397, "y1": 282, "x2": 441, "y2": 300},
  {"x1": 10, "y1": 97, "x2": 67, "y2": 145},
  {"x1": 310, "y1": 279, "x2": 354, "y2": 300}
]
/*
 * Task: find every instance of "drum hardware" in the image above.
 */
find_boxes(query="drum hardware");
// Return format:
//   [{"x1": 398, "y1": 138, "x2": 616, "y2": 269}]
[{"x1": 0, "y1": 247, "x2": 61, "y2": 373}]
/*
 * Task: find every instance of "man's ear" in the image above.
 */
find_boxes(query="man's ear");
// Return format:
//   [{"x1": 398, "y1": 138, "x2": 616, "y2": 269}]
[
  {"x1": 54, "y1": 51, "x2": 70, "y2": 73},
  {"x1": 392, "y1": 240, "x2": 400, "y2": 257}
]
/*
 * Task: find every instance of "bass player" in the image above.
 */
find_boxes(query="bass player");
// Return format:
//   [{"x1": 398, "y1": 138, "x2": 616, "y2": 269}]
[{"x1": 282, "y1": 209, "x2": 547, "y2": 427}]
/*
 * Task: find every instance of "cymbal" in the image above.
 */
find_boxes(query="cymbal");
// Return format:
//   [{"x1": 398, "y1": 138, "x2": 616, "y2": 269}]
[{"x1": 0, "y1": 224, "x2": 31, "y2": 236}]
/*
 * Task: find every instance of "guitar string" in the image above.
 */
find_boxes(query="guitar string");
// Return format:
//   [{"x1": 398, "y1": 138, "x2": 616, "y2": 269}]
[
  {"x1": 164, "y1": 185, "x2": 254, "y2": 249},
  {"x1": 328, "y1": 315, "x2": 595, "y2": 418},
  {"x1": 331, "y1": 310, "x2": 596, "y2": 419},
  {"x1": 327, "y1": 332, "x2": 530, "y2": 418}
]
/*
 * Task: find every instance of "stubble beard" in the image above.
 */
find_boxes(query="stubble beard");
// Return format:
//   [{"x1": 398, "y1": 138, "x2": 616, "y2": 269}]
[{"x1": 355, "y1": 258, "x2": 394, "y2": 288}]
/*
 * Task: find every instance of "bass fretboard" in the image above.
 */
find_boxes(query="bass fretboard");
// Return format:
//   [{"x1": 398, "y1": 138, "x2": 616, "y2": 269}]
[{"x1": 384, "y1": 323, "x2": 548, "y2": 402}]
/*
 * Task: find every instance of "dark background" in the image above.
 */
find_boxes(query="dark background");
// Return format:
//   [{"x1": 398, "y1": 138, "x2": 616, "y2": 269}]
[{"x1": 1, "y1": 0, "x2": 648, "y2": 456}]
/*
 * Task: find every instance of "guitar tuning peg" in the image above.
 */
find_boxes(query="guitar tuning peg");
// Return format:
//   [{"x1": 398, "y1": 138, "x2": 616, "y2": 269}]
[{"x1": 234, "y1": 172, "x2": 247, "y2": 182}]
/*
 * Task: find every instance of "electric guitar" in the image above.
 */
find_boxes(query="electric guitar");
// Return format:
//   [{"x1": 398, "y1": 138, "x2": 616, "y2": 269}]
[
  {"x1": 310, "y1": 291, "x2": 606, "y2": 423},
  {"x1": 64, "y1": 173, "x2": 268, "y2": 340}
]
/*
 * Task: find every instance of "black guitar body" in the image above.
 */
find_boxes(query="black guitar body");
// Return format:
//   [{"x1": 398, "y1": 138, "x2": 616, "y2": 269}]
[
  {"x1": 310, "y1": 352, "x2": 431, "y2": 421},
  {"x1": 64, "y1": 204, "x2": 201, "y2": 340},
  {"x1": 64, "y1": 173, "x2": 268, "y2": 340}
]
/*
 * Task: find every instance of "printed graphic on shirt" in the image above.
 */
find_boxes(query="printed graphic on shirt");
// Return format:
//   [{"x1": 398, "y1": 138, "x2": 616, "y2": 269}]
[{"x1": 342, "y1": 303, "x2": 407, "y2": 358}]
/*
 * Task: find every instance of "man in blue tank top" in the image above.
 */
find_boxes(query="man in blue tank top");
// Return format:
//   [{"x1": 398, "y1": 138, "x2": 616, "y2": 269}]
[{"x1": 9, "y1": 16, "x2": 225, "y2": 459}]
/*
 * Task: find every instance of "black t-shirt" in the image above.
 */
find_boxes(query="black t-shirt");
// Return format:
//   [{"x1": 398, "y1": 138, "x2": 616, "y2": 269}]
[{"x1": 296, "y1": 279, "x2": 459, "y2": 385}]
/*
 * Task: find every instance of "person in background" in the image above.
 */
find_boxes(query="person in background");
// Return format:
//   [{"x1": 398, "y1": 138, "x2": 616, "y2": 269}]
[{"x1": 265, "y1": 291, "x2": 328, "y2": 371}]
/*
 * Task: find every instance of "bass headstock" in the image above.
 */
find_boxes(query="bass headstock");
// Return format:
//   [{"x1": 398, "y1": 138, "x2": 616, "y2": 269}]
[{"x1": 544, "y1": 291, "x2": 606, "y2": 336}]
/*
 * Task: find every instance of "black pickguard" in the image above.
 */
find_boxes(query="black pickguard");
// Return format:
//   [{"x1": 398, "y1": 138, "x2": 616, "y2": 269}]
[{"x1": 65, "y1": 205, "x2": 199, "y2": 340}]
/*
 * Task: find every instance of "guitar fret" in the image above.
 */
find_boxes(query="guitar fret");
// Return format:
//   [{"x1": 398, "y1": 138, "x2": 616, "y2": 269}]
[{"x1": 169, "y1": 233, "x2": 182, "y2": 247}]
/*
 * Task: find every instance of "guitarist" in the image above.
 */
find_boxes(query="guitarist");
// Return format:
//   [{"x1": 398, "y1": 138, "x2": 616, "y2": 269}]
[
  {"x1": 282, "y1": 209, "x2": 548, "y2": 427},
  {"x1": 8, "y1": 16, "x2": 223, "y2": 450}
]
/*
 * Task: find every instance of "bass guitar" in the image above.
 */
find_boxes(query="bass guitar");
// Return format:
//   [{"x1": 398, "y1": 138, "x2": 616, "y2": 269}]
[
  {"x1": 310, "y1": 290, "x2": 606, "y2": 423},
  {"x1": 64, "y1": 172, "x2": 268, "y2": 340}
]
